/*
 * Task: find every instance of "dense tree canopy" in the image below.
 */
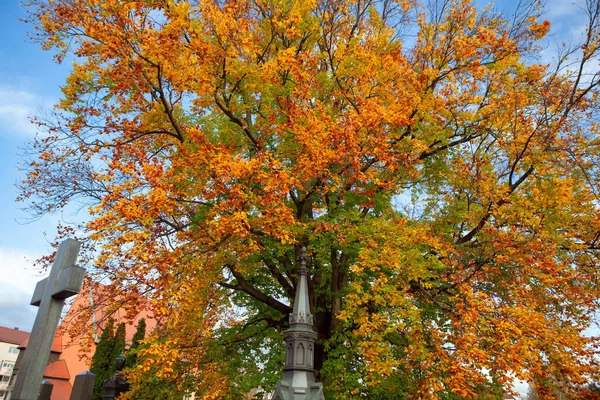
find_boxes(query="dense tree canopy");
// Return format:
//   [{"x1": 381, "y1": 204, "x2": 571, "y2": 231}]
[{"x1": 20, "y1": 0, "x2": 600, "y2": 398}]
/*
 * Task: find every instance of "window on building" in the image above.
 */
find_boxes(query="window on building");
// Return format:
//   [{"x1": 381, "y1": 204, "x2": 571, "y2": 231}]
[
  {"x1": 8, "y1": 346, "x2": 18, "y2": 354},
  {"x1": 1, "y1": 362, "x2": 14, "y2": 369},
  {"x1": 1, "y1": 376, "x2": 9, "y2": 382}
]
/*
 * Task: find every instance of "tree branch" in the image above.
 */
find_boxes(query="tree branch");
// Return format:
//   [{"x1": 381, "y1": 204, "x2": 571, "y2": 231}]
[
  {"x1": 262, "y1": 257, "x2": 295, "y2": 299},
  {"x1": 221, "y1": 265, "x2": 292, "y2": 315},
  {"x1": 457, "y1": 165, "x2": 535, "y2": 244}
]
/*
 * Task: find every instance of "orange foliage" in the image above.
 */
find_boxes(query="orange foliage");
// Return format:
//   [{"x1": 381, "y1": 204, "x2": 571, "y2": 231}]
[{"x1": 18, "y1": 0, "x2": 600, "y2": 398}]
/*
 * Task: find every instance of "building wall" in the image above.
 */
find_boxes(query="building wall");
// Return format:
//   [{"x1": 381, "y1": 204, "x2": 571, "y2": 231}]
[{"x1": 0, "y1": 342, "x2": 21, "y2": 399}]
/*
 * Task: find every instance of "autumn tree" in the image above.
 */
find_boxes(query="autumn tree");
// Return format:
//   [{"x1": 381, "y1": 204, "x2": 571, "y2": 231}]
[{"x1": 20, "y1": 0, "x2": 600, "y2": 398}]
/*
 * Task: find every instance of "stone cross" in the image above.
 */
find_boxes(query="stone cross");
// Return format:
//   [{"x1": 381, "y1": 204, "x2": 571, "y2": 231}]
[{"x1": 11, "y1": 239, "x2": 85, "y2": 400}]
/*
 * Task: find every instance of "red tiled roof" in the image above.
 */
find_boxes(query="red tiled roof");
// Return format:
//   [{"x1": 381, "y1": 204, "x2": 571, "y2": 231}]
[
  {"x1": 19, "y1": 333, "x2": 62, "y2": 353},
  {"x1": 45, "y1": 378, "x2": 72, "y2": 400},
  {"x1": 0, "y1": 326, "x2": 30, "y2": 345},
  {"x1": 44, "y1": 360, "x2": 70, "y2": 380}
]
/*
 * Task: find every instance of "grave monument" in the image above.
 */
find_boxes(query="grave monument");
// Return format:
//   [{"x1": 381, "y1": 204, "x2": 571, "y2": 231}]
[{"x1": 272, "y1": 247, "x2": 325, "y2": 400}]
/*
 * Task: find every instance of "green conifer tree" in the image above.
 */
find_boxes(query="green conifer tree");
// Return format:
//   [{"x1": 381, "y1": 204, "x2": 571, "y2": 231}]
[
  {"x1": 113, "y1": 322, "x2": 126, "y2": 360},
  {"x1": 126, "y1": 318, "x2": 146, "y2": 368},
  {"x1": 131, "y1": 319, "x2": 146, "y2": 348},
  {"x1": 90, "y1": 319, "x2": 115, "y2": 400}
]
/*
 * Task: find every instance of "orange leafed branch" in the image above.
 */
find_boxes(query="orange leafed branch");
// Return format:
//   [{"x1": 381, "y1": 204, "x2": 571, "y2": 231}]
[{"x1": 19, "y1": 0, "x2": 600, "y2": 398}]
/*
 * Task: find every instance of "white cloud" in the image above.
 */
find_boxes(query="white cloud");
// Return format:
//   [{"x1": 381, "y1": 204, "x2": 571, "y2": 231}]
[
  {"x1": 0, "y1": 247, "x2": 46, "y2": 331},
  {"x1": 512, "y1": 379, "x2": 529, "y2": 399},
  {"x1": 0, "y1": 87, "x2": 51, "y2": 138},
  {"x1": 545, "y1": 0, "x2": 588, "y2": 42},
  {"x1": 0, "y1": 282, "x2": 38, "y2": 331},
  {"x1": 0, "y1": 246, "x2": 46, "y2": 292},
  {"x1": 545, "y1": 0, "x2": 583, "y2": 19}
]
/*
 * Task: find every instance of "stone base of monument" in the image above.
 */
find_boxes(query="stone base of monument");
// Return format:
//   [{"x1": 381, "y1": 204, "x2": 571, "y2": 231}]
[
  {"x1": 272, "y1": 380, "x2": 325, "y2": 400},
  {"x1": 102, "y1": 375, "x2": 129, "y2": 399}
]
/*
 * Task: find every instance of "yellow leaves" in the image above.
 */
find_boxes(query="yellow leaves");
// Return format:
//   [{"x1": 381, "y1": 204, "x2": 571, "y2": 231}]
[
  {"x1": 21, "y1": 0, "x2": 600, "y2": 397},
  {"x1": 257, "y1": 0, "x2": 317, "y2": 39},
  {"x1": 528, "y1": 16, "x2": 551, "y2": 40},
  {"x1": 261, "y1": 46, "x2": 301, "y2": 80}
]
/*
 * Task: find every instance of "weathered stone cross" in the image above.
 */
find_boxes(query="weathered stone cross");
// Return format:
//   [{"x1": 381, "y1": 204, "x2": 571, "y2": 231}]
[{"x1": 11, "y1": 239, "x2": 85, "y2": 400}]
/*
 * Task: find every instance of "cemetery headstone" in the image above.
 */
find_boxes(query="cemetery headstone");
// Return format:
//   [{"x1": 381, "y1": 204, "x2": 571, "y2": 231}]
[
  {"x1": 37, "y1": 381, "x2": 53, "y2": 400},
  {"x1": 69, "y1": 371, "x2": 96, "y2": 400}
]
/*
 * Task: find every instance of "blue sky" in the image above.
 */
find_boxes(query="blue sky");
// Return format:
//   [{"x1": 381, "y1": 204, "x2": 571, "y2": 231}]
[
  {"x1": 0, "y1": 0, "x2": 590, "y2": 395},
  {"x1": 0, "y1": 0, "x2": 73, "y2": 332}
]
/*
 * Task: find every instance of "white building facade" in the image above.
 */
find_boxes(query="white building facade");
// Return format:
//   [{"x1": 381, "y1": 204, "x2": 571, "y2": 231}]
[{"x1": 0, "y1": 327, "x2": 29, "y2": 400}]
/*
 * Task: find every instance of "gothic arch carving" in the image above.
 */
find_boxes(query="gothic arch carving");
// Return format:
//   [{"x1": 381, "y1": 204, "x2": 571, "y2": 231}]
[
  {"x1": 287, "y1": 342, "x2": 294, "y2": 366},
  {"x1": 296, "y1": 343, "x2": 305, "y2": 365}
]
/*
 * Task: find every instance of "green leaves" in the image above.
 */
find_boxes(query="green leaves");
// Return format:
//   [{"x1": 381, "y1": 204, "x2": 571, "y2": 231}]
[{"x1": 22, "y1": 0, "x2": 600, "y2": 397}]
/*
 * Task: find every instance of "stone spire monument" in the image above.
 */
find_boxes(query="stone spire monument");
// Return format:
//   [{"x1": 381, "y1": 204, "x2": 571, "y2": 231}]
[{"x1": 272, "y1": 247, "x2": 325, "y2": 400}]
